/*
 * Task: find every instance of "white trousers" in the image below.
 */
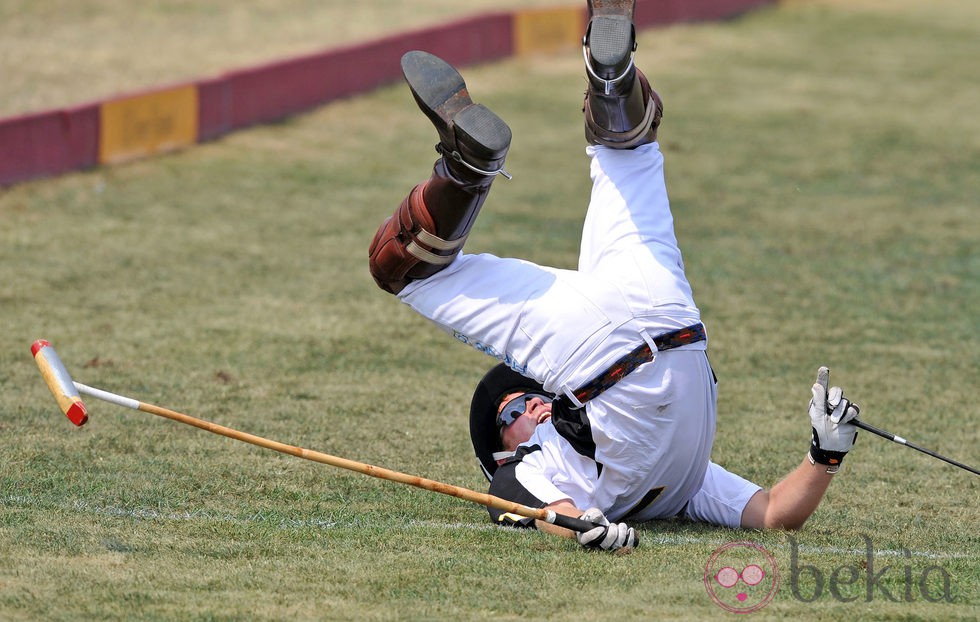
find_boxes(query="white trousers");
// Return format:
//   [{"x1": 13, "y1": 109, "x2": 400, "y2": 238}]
[
  {"x1": 400, "y1": 143, "x2": 702, "y2": 399},
  {"x1": 400, "y1": 144, "x2": 758, "y2": 525}
]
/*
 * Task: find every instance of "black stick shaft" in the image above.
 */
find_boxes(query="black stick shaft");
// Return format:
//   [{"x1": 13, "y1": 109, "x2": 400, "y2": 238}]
[
  {"x1": 551, "y1": 512, "x2": 606, "y2": 533},
  {"x1": 853, "y1": 420, "x2": 979, "y2": 476}
]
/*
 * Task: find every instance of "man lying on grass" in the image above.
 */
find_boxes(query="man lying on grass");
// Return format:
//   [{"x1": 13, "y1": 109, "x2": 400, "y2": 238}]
[{"x1": 368, "y1": 1, "x2": 859, "y2": 551}]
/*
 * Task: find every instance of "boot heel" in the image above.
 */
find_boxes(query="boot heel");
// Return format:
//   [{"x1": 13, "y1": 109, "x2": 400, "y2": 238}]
[
  {"x1": 587, "y1": 16, "x2": 634, "y2": 78},
  {"x1": 450, "y1": 105, "x2": 511, "y2": 178},
  {"x1": 401, "y1": 51, "x2": 511, "y2": 182}
]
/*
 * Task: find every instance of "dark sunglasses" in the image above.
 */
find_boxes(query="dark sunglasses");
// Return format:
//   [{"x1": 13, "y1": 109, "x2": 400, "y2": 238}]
[{"x1": 496, "y1": 393, "x2": 553, "y2": 430}]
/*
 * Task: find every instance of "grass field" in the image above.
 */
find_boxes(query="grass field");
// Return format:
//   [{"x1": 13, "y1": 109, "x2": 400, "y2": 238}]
[
  {"x1": 2, "y1": 0, "x2": 978, "y2": 620},
  {"x1": 0, "y1": 0, "x2": 565, "y2": 117}
]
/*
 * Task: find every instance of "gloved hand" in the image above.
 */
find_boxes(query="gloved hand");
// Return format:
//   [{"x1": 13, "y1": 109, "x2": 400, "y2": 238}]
[
  {"x1": 808, "y1": 366, "x2": 860, "y2": 472},
  {"x1": 575, "y1": 507, "x2": 638, "y2": 551}
]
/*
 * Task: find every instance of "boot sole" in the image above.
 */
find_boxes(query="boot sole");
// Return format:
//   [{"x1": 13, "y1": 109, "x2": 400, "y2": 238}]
[{"x1": 401, "y1": 51, "x2": 510, "y2": 157}]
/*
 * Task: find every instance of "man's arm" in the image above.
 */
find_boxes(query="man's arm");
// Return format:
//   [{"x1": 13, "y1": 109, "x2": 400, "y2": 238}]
[
  {"x1": 741, "y1": 366, "x2": 860, "y2": 531},
  {"x1": 740, "y1": 458, "x2": 834, "y2": 530},
  {"x1": 535, "y1": 499, "x2": 582, "y2": 537}
]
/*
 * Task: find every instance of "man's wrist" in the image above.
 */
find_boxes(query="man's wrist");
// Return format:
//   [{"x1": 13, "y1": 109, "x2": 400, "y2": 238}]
[{"x1": 808, "y1": 448, "x2": 844, "y2": 474}]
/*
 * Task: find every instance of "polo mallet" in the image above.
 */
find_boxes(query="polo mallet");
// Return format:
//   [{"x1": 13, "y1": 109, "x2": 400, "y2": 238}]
[
  {"x1": 850, "y1": 419, "x2": 979, "y2": 476},
  {"x1": 31, "y1": 340, "x2": 602, "y2": 534}
]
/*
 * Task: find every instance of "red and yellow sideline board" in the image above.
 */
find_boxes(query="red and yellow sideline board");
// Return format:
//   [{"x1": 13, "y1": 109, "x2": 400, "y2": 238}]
[
  {"x1": 98, "y1": 85, "x2": 198, "y2": 165},
  {"x1": 0, "y1": 0, "x2": 775, "y2": 186},
  {"x1": 513, "y1": 7, "x2": 585, "y2": 56}
]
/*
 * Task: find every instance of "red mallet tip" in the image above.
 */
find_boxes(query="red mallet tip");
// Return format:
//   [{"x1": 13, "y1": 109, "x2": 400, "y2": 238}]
[{"x1": 66, "y1": 402, "x2": 89, "y2": 427}]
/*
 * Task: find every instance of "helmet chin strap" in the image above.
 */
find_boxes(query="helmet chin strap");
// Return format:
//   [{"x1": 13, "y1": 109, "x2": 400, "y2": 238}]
[{"x1": 492, "y1": 451, "x2": 515, "y2": 462}]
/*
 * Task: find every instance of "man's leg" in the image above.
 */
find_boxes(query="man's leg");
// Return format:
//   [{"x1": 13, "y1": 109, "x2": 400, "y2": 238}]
[
  {"x1": 576, "y1": 1, "x2": 689, "y2": 301},
  {"x1": 369, "y1": 51, "x2": 511, "y2": 295},
  {"x1": 583, "y1": 0, "x2": 662, "y2": 149}
]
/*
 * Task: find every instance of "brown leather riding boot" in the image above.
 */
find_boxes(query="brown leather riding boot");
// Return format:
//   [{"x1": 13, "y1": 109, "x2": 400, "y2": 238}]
[
  {"x1": 583, "y1": 0, "x2": 663, "y2": 148},
  {"x1": 408, "y1": 156, "x2": 495, "y2": 280},
  {"x1": 368, "y1": 51, "x2": 511, "y2": 295}
]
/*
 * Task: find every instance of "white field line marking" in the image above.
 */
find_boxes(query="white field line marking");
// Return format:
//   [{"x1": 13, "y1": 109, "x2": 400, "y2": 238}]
[
  {"x1": 3, "y1": 495, "x2": 975, "y2": 560},
  {"x1": 640, "y1": 535, "x2": 977, "y2": 560}
]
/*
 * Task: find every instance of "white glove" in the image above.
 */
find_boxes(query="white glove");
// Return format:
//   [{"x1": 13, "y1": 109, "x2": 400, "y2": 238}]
[
  {"x1": 575, "y1": 508, "x2": 638, "y2": 551},
  {"x1": 808, "y1": 366, "x2": 859, "y2": 472}
]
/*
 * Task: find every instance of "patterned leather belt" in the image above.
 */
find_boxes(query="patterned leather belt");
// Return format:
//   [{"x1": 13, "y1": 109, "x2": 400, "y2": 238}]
[{"x1": 566, "y1": 322, "x2": 706, "y2": 406}]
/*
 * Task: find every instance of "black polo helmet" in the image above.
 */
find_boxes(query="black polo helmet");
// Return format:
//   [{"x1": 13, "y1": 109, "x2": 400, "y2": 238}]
[{"x1": 469, "y1": 363, "x2": 548, "y2": 481}]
